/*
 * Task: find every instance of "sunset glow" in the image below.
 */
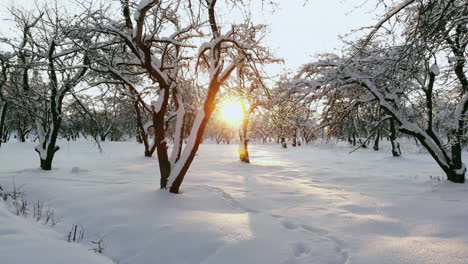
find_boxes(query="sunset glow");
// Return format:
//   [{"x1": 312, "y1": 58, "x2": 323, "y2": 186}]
[{"x1": 219, "y1": 100, "x2": 243, "y2": 125}]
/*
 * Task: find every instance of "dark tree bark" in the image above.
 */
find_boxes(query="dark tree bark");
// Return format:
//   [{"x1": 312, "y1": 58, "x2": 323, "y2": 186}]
[
  {"x1": 280, "y1": 136, "x2": 287, "y2": 148},
  {"x1": 35, "y1": 42, "x2": 88, "y2": 170},
  {"x1": 0, "y1": 103, "x2": 7, "y2": 148},
  {"x1": 373, "y1": 128, "x2": 380, "y2": 151},
  {"x1": 389, "y1": 118, "x2": 401, "y2": 157}
]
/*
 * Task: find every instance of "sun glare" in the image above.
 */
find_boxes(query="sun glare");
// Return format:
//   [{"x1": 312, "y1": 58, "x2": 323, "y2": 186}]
[{"x1": 219, "y1": 100, "x2": 243, "y2": 125}]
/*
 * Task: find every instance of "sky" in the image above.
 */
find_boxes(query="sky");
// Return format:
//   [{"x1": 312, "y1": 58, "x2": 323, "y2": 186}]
[
  {"x1": 0, "y1": 0, "x2": 382, "y2": 72},
  {"x1": 249, "y1": 0, "x2": 381, "y2": 70}
]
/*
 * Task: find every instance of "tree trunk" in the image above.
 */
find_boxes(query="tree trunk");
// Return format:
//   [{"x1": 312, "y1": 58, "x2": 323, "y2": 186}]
[
  {"x1": 448, "y1": 131, "x2": 465, "y2": 183},
  {"x1": 40, "y1": 156, "x2": 53, "y2": 170},
  {"x1": 17, "y1": 128, "x2": 26, "y2": 142},
  {"x1": 39, "y1": 119, "x2": 61, "y2": 170},
  {"x1": 134, "y1": 100, "x2": 156, "y2": 157},
  {"x1": 0, "y1": 103, "x2": 7, "y2": 148},
  {"x1": 239, "y1": 103, "x2": 250, "y2": 163},
  {"x1": 154, "y1": 112, "x2": 171, "y2": 189},
  {"x1": 169, "y1": 110, "x2": 213, "y2": 194},
  {"x1": 239, "y1": 138, "x2": 250, "y2": 162},
  {"x1": 389, "y1": 118, "x2": 401, "y2": 157},
  {"x1": 292, "y1": 134, "x2": 297, "y2": 147},
  {"x1": 169, "y1": 73, "x2": 236, "y2": 193},
  {"x1": 280, "y1": 136, "x2": 287, "y2": 148},
  {"x1": 411, "y1": 132, "x2": 465, "y2": 183},
  {"x1": 446, "y1": 168, "x2": 465, "y2": 183},
  {"x1": 373, "y1": 129, "x2": 380, "y2": 151}
]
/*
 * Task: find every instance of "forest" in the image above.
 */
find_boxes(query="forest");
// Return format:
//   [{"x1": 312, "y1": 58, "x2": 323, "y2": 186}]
[{"x1": 0, "y1": 1, "x2": 467, "y2": 264}]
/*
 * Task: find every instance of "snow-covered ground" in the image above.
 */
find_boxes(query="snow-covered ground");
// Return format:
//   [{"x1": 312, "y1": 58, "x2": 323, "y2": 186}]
[{"x1": 1, "y1": 141, "x2": 468, "y2": 264}]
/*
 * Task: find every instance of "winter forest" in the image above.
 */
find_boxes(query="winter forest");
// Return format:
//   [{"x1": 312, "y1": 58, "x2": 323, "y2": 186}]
[{"x1": 0, "y1": 0, "x2": 467, "y2": 263}]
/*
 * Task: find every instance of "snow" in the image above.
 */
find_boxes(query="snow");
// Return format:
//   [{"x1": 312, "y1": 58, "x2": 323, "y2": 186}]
[
  {"x1": 430, "y1": 63, "x2": 440, "y2": 76},
  {"x1": 134, "y1": 0, "x2": 154, "y2": 21},
  {"x1": 0, "y1": 200, "x2": 113, "y2": 264},
  {"x1": 1, "y1": 141, "x2": 468, "y2": 264},
  {"x1": 34, "y1": 119, "x2": 47, "y2": 159}
]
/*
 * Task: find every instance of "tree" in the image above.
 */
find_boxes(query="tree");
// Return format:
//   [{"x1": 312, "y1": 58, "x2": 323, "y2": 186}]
[
  {"x1": 82, "y1": 0, "x2": 267, "y2": 193},
  {"x1": 230, "y1": 52, "x2": 273, "y2": 162},
  {"x1": 0, "y1": 53, "x2": 13, "y2": 148},
  {"x1": 298, "y1": 0, "x2": 467, "y2": 183},
  {"x1": 2, "y1": 6, "x2": 90, "y2": 169}
]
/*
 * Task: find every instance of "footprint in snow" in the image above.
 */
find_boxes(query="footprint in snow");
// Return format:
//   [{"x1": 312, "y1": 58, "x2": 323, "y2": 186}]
[
  {"x1": 277, "y1": 218, "x2": 350, "y2": 264},
  {"x1": 281, "y1": 220, "x2": 299, "y2": 230},
  {"x1": 291, "y1": 241, "x2": 311, "y2": 257},
  {"x1": 70, "y1": 167, "x2": 88, "y2": 173}
]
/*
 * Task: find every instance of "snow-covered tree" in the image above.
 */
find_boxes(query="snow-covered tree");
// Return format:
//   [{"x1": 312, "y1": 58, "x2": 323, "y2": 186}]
[
  {"x1": 1, "y1": 7, "x2": 90, "y2": 169},
  {"x1": 80, "y1": 0, "x2": 268, "y2": 193},
  {"x1": 0, "y1": 53, "x2": 13, "y2": 148},
  {"x1": 298, "y1": 0, "x2": 467, "y2": 183}
]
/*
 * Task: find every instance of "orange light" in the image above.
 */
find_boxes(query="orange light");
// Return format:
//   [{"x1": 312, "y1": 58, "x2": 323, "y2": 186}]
[{"x1": 219, "y1": 99, "x2": 243, "y2": 125}]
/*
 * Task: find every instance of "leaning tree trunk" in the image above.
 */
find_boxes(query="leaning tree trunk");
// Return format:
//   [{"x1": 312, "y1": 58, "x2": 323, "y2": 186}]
[
  {"x1": 169, "y1": 96, "x2": 220, "y2": 193},
  {"x1": 168, "y1": 63, "x2": 239, "y2": 193},
  {"x1": 410, "y1": 131, "x2": 465, "y2": 183},
  {"x1": 359, "y1": 77, "x2": 465, "y2": 183}
]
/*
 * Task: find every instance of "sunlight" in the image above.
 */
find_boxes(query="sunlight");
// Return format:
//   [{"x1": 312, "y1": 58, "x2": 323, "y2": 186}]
[{"x1": 219, "y1": 100, "x2": 243, "y2": 126}]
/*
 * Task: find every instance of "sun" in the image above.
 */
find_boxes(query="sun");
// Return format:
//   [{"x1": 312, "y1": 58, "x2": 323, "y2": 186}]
[{"x1": 219, "y1": 100, "x2": 243, "y2": 125}]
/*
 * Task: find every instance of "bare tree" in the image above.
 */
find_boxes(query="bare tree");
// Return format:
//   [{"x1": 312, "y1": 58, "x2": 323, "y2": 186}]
[
  {"x1": 80, "y1": 0, "x2": 267, "y2": 193},
  {"x1": 2, "y1": 6, "x2": 90, "y2": 169},
  {"x1": 297, "y1": 0, "x2": 467, "y2": 183}
]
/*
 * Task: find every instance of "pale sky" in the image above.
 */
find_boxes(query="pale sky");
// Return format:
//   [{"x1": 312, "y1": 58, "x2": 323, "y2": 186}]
[
  {"x1": 0, "y1": 0, "x2": 381, "y2": 72},
  {"x1": 251, "y1": 0, "x2": 380, "y2": 70}
]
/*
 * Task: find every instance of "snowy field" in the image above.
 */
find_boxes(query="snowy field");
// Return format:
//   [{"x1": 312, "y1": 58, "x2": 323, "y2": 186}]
[{"x1": 1, "y1": 141, "x2": 468, "y2": 264}]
